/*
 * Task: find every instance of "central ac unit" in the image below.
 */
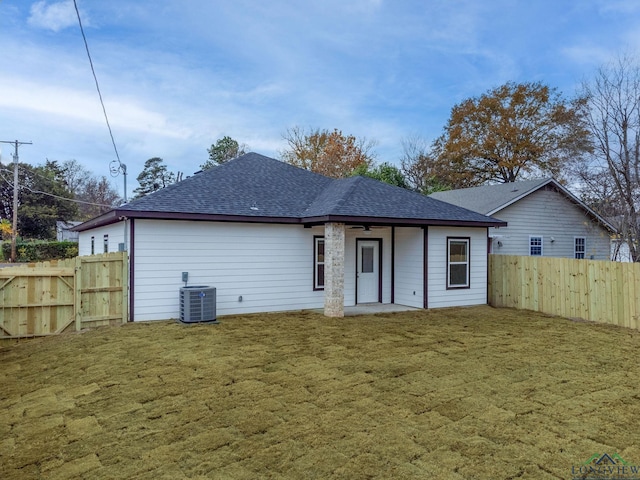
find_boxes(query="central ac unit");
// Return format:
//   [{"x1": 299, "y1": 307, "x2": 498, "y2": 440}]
[{"x1": 179, "y1": 286, "x2": 217, "y2": 323}]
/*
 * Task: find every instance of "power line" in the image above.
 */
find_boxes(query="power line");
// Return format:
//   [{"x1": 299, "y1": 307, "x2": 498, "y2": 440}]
[
  {"x1": 73, "y1": 0, "x2": 120, "y2": 165},
  {"x1": 73, "y1": 0, "x2": 128, "y2": 202},
  {"x1": 0, "y1": 167, "x2": 114, "y2": 208},
  {"x1": 21, "y1": 185, "x2": 113, "y2": 208}
]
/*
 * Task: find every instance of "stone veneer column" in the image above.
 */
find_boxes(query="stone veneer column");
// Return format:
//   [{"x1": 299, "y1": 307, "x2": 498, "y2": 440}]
[{"x1": 324, "y1": 222, "x2": 345, "y2": 317}]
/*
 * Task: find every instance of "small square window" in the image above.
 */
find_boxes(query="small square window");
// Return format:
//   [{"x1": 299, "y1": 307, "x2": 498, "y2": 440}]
[{"x1": 530, "y1": 236, "x2": 543, "y2": 256}]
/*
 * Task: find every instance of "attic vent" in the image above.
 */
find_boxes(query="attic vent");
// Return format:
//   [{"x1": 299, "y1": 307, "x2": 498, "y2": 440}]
[
  {"x1": 511, "y1": 188, "x2": 519, "y2": 192},
  {"x1": 179, "y1": 286, "x2": 217, "y2": 323}
]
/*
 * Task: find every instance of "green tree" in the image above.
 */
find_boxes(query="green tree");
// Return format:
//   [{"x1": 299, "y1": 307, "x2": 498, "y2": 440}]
[
  {"x1": 202, "y1": 136, "x2": 247, "y2": 170},
  {"x1": 434, "y1": 81, "x2": 591, "y2": 187},
  {"x1": 17, "y1": 160, "x2": 79, "y2": 239},
  {"x1": 133, "y1": 157, "x2": 175, "y2": 199},
  {"x1": 352, "y1": 162, "x2": 409, "y2": 189},
  {"x1": 281, "y1": 127, "x2": 376, "y2": 178},
  {"x1": 0, "y1": 219, "x2": 11, "y2": 240}
]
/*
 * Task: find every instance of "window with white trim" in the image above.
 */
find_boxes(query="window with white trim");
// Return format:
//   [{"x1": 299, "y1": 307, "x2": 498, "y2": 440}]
[
  {"x1": 529, "y1": 236, "x2": 543, "y2": 256},
  {"x1": 574, "y1": 237, "x2": 586, "y2": 259},
  {"x1": 447, "y1": 237, "x2": 470, "y2": 289},
  {"x1": 314, "y1": 236, "x2": 325, "y2": 290}
]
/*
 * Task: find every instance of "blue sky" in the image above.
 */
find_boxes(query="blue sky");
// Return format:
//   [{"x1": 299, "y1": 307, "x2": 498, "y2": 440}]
[{"x1": 1, "y1": 0, "x2": 639, "y2": 199}]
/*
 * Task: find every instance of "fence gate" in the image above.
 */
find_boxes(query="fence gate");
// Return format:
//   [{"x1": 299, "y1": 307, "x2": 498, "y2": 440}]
[
  {"x1": 0, "y1": 252, "x2": 128, "y2": 338},
  {"x1": 0, "y1": 266, "x2": 75, "y2": 337}
]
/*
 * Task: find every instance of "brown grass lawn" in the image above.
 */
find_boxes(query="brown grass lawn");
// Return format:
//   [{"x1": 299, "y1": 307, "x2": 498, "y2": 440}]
[{"x1": 1, "y1": 306, "x2": 640, "y2": 479}]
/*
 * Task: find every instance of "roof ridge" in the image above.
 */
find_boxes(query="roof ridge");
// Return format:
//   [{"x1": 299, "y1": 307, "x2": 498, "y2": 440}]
[
  {"x1": 331, "y1": 176, "x2": 361, "y2": 211},
  {"x1": 300, "y1": 176, "x2": 361, "y2": 217}
]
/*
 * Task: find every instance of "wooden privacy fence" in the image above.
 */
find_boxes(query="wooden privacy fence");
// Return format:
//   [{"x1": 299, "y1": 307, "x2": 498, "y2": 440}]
[
  {"x1": 0, "y1": 252, "x2": 128, "y2": 338},
  {"x1": 488, "y1": 254, "x2": 640, "y2": 331}
]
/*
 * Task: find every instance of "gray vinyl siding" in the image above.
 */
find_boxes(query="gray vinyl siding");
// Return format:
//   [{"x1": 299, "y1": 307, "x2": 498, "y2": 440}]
[{"x1": 489, "y1": 188, "x2": 612, "y2": 260}]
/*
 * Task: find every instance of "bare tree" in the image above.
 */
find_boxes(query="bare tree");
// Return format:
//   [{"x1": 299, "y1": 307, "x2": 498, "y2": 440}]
[
  {"x1": 399, "y1": 135, "x2": 450, "y2": 194},
  {"x1": 62, "y1": 159, "x2": 122, "y2": 219},
  {"x1": 581, "y1": 57, "x2": 640, "y2": 261}
]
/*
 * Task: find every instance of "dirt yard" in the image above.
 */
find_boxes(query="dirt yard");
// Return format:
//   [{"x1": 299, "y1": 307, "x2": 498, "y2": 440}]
[{"x1": 1, "y1": 306, "x2": 639, "y2": 479}]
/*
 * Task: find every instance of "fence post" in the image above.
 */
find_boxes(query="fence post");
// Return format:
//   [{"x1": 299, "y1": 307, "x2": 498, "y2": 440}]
[{"x1": 74, "y1": 255, "x2": 82, "y2": 331}]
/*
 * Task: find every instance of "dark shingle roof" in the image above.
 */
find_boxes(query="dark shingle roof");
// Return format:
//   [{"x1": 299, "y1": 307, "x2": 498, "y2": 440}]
[
  {"x1": 123, "y1": 153, "x2": 333, "y2": 218},
  {"x1": 429, "y1": 178, "x2": 552, "y2": 215},
  {"x1": 77, "y1": 153, "x2": 505, "y2": 230}
]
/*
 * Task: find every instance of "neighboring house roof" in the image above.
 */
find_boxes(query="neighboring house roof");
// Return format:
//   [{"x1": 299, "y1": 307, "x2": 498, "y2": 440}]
[
  {"x1": 430, "y1": 178, "x2": 617, "y2": 233},
  {"x1": 57, "y1": 221, "x2": 83, "y2": 229},
  {"x1": 76, "y1": 153, "x2": 506, "y2": 231},
  {"x1": 56, "y1": 221, "x2": 82, "y2": 241}
]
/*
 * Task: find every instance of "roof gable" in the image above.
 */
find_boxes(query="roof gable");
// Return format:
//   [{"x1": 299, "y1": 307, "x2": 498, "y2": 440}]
[
  {"x1": 429, "y1": 178, "x2": 552, "y2": 215},
  {"x1": 429, "y1": 178, "x2": 617, "y2": 233}
]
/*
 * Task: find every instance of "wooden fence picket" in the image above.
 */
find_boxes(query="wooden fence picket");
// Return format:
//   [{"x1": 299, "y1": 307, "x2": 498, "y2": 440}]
[
  {"x1": 489, "y1": 254, "x2": 640, "y2": 331},
  {"x1": 0, "y1": 251, "x2": 127, "y2": 338}
]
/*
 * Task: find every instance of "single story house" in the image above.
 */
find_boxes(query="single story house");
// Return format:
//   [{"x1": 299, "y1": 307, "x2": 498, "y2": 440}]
[
  {"x1": 75, "y1": 153, "x2": 506, "y2": 320},
  {"x1": 430, "y1": 178, "x2": 617, "y2": 260},
  {"x1": 56, "y1": 221, "x2": 81, "y2": 242}
]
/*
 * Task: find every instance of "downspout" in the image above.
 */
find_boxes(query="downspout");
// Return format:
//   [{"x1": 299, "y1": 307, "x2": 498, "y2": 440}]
[
  {"x1": 423, "y1": 226, "x2": 428, "y2": 309},
  {"x1": 391, "y1": 226, "x2": 395, "y2": 304},
  {"x1": 123, "y1": 216, "x2": 128, "y2": 253},
  {"x1": 486, "y1": 227, "x2": 490, "y2": 306},
  {"x1": 129, "y1": 219, "x2": 135, "y2": 322}
]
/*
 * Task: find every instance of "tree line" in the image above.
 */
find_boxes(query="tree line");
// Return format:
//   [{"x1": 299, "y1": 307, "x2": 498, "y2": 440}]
[
  {"x1": 2, "y1": 56, "x2": 638, "y2": 261},
  {"x1": 131, "y1": 57, "x2": 640, "y2": 262},
  {"x1": 0, "y1": 159, "x2": 121, "y2": 241}
]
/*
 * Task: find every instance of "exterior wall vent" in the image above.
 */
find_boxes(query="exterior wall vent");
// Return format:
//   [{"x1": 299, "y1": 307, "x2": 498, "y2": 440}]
[{"x1": 179, "y1": 286, "x2": 217, "y2": 323}]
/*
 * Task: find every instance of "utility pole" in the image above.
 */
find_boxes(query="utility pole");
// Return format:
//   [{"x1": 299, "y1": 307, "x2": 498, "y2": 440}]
[{"x1": 0, "y1": 140, "x2": 32, "y2": 262}]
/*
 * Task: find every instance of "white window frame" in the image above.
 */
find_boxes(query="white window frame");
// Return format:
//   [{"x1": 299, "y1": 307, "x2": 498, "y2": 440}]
[
  {"x1": 529, "y1": 236, "x2": 543, "y2": 256},
  {"x1": 574, "y1": 236, "x2": 586, "y2": 259},
  {"x1": 447, "y1": 237, "x2": 470, "y2": 289},
  {"x1": 314, "y1": 236, "x2": 325, "y2": 290}
]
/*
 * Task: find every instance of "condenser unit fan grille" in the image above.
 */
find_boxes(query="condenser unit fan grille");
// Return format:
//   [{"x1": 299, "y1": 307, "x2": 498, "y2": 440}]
[{"x1": 179, "y1": 286, "x2": 217, "y2": 323}]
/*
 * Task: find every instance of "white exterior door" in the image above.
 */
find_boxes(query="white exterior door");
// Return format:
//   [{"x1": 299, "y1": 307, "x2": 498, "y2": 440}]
[{"x1": 357, "y1": 240, "x2": 380, "y2": 303}]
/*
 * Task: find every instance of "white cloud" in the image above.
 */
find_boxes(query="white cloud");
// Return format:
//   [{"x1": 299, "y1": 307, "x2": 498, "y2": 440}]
[
  {"x1": 0, "y1": 76, "x2": 190, "y2": 140},
  {"x1": 28, "y1": 0, "x2": 78, "y2": 32}
]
